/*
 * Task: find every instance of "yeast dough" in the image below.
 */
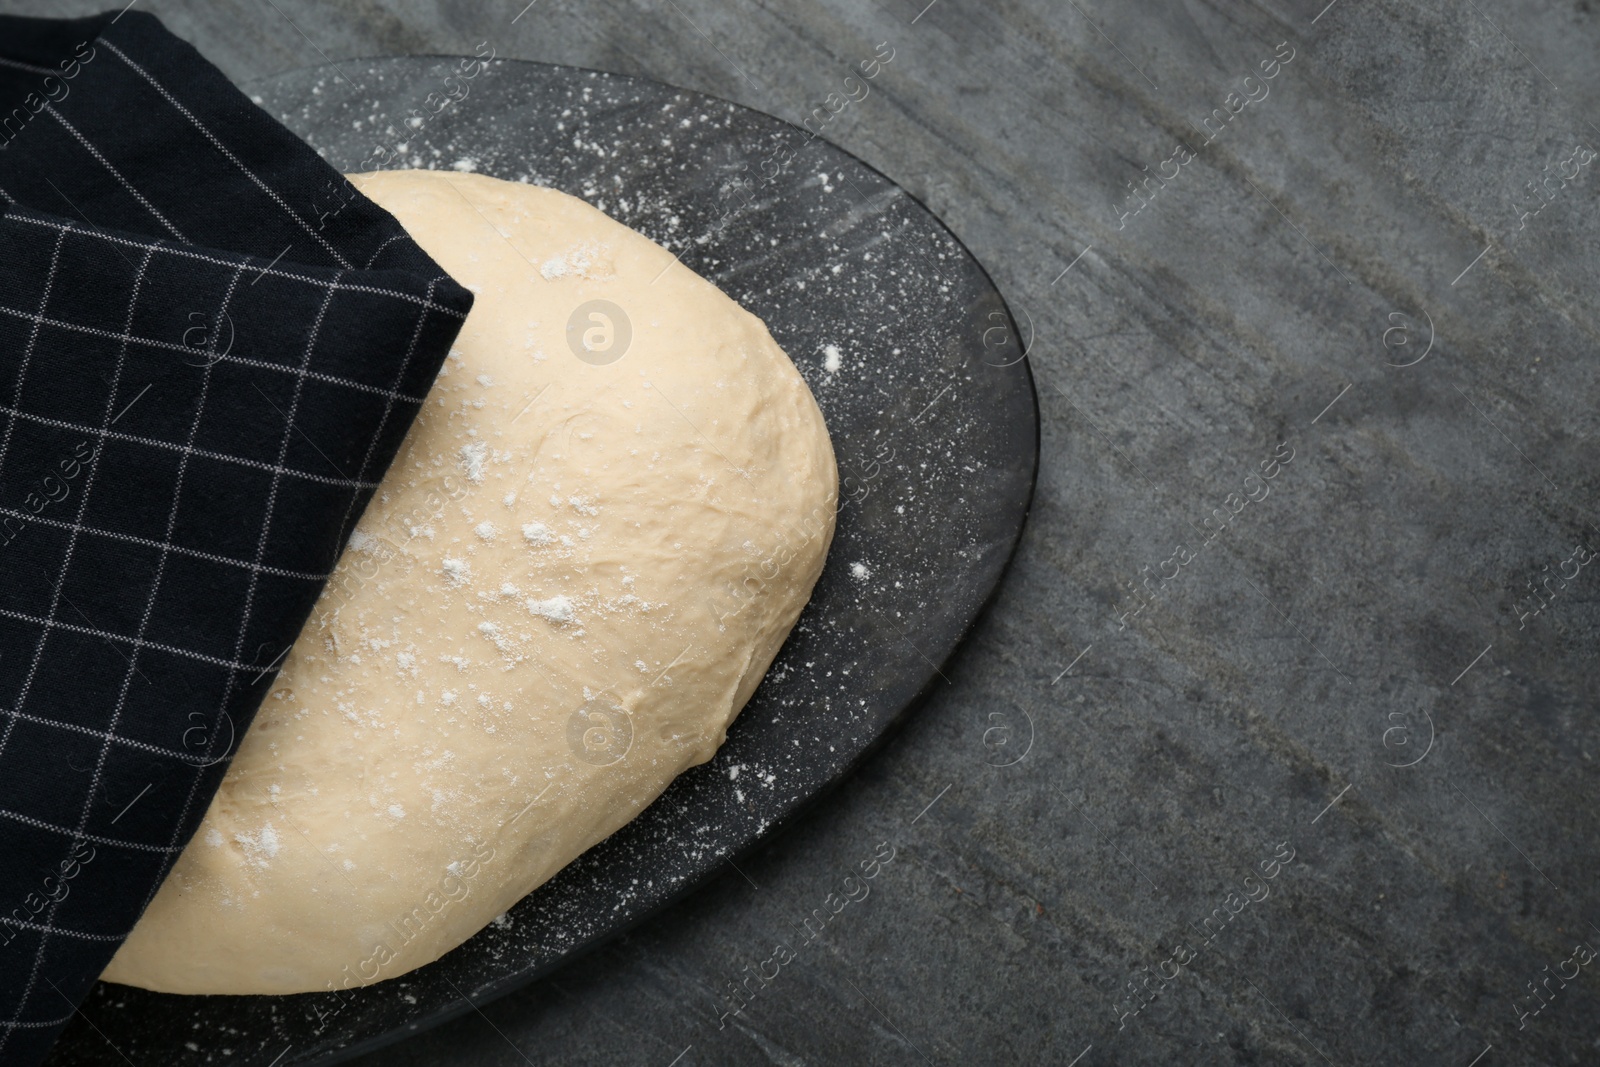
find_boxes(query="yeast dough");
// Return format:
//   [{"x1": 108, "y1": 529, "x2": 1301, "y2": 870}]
[{"x1": 102, "y1": 169, "x2": 837, "y2": 994}]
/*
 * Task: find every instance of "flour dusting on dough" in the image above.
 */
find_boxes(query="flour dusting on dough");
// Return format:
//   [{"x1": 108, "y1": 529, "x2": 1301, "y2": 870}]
[
  {"x1": 233, "y1": 825, "x2": 280, "y2": 867},
  {"x1": 527, "y1": 596, "x2": 576, "y2": 624}
]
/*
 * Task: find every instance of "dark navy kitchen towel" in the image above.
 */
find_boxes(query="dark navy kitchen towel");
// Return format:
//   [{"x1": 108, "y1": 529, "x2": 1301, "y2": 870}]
[{"x1": 0, "y1": 11, "x2": 471, "y2": 1065}]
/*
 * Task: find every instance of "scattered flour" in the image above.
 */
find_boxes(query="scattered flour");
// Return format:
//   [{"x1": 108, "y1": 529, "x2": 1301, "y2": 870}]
[
  {"x1": 527, "y1": 596, "x2": 576, "y2": 624},
  {"x1": 442, "y1": 557, "x2": 471, "y2": 587},
  {"x1": 460, "y1": 442, "x2": 488, "y2": 484},
  {"x1": 539, "y1": 241, "x2": 605, "y2": 280},
  {"x1": 234, "y1": 824, "x2": 280, "y2": 866}
]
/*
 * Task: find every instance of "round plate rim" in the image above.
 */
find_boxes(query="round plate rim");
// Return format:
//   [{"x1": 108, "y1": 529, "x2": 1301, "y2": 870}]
[{"x1": 84, "y1": 52, "x2": 1041, "y2": 1067}]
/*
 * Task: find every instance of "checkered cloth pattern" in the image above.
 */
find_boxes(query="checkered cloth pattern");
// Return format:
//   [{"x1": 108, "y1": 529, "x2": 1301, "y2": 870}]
[{"x1": 0, "y1": 11, "x2": 472, "y2": 1065}]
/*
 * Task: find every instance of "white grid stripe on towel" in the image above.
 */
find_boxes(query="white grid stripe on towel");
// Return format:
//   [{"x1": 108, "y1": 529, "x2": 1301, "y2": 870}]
[
  {"x1": 0, "y1": 605, "x2": 295, "y2": 674},
  {"x1": 0, "y1": 808, "x2": 181, "y2": 854},
  {"x1": 0, "y1": 506, "x2": 333, "y2": 579},
  {"x1": 0, "y1": 301, "x2": 436, "y2": 403},
  {"x1": 0, "y1": 706, "x2": 221, "y2": 763},
  {"x1": 13, "y1": 213, "x2": 470, "y2": 317},
  {"x1": 0, "y1": 404, "x2": 391, "y2": 488}
]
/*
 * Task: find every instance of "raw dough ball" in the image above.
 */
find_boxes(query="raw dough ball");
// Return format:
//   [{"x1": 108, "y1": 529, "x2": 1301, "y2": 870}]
[{"x1": 103, "y1": 170, "x2": 837, "y2": 995}]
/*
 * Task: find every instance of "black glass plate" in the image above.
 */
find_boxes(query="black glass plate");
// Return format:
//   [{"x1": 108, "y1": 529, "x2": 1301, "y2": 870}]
[{"x1": 47, "y1": 54, "x2": 1038, "y2": 1067}]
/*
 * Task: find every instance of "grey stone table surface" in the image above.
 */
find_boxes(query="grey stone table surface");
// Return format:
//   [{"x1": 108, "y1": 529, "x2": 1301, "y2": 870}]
[{"x1": 8, "y1": 0, "x2": 1600, "y2": 1063}]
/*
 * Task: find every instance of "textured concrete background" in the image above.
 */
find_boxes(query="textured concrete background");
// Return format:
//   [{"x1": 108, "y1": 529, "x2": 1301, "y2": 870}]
[{"x1": 9, "y1": 0, "x2": 1600, "y2": 1063}]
